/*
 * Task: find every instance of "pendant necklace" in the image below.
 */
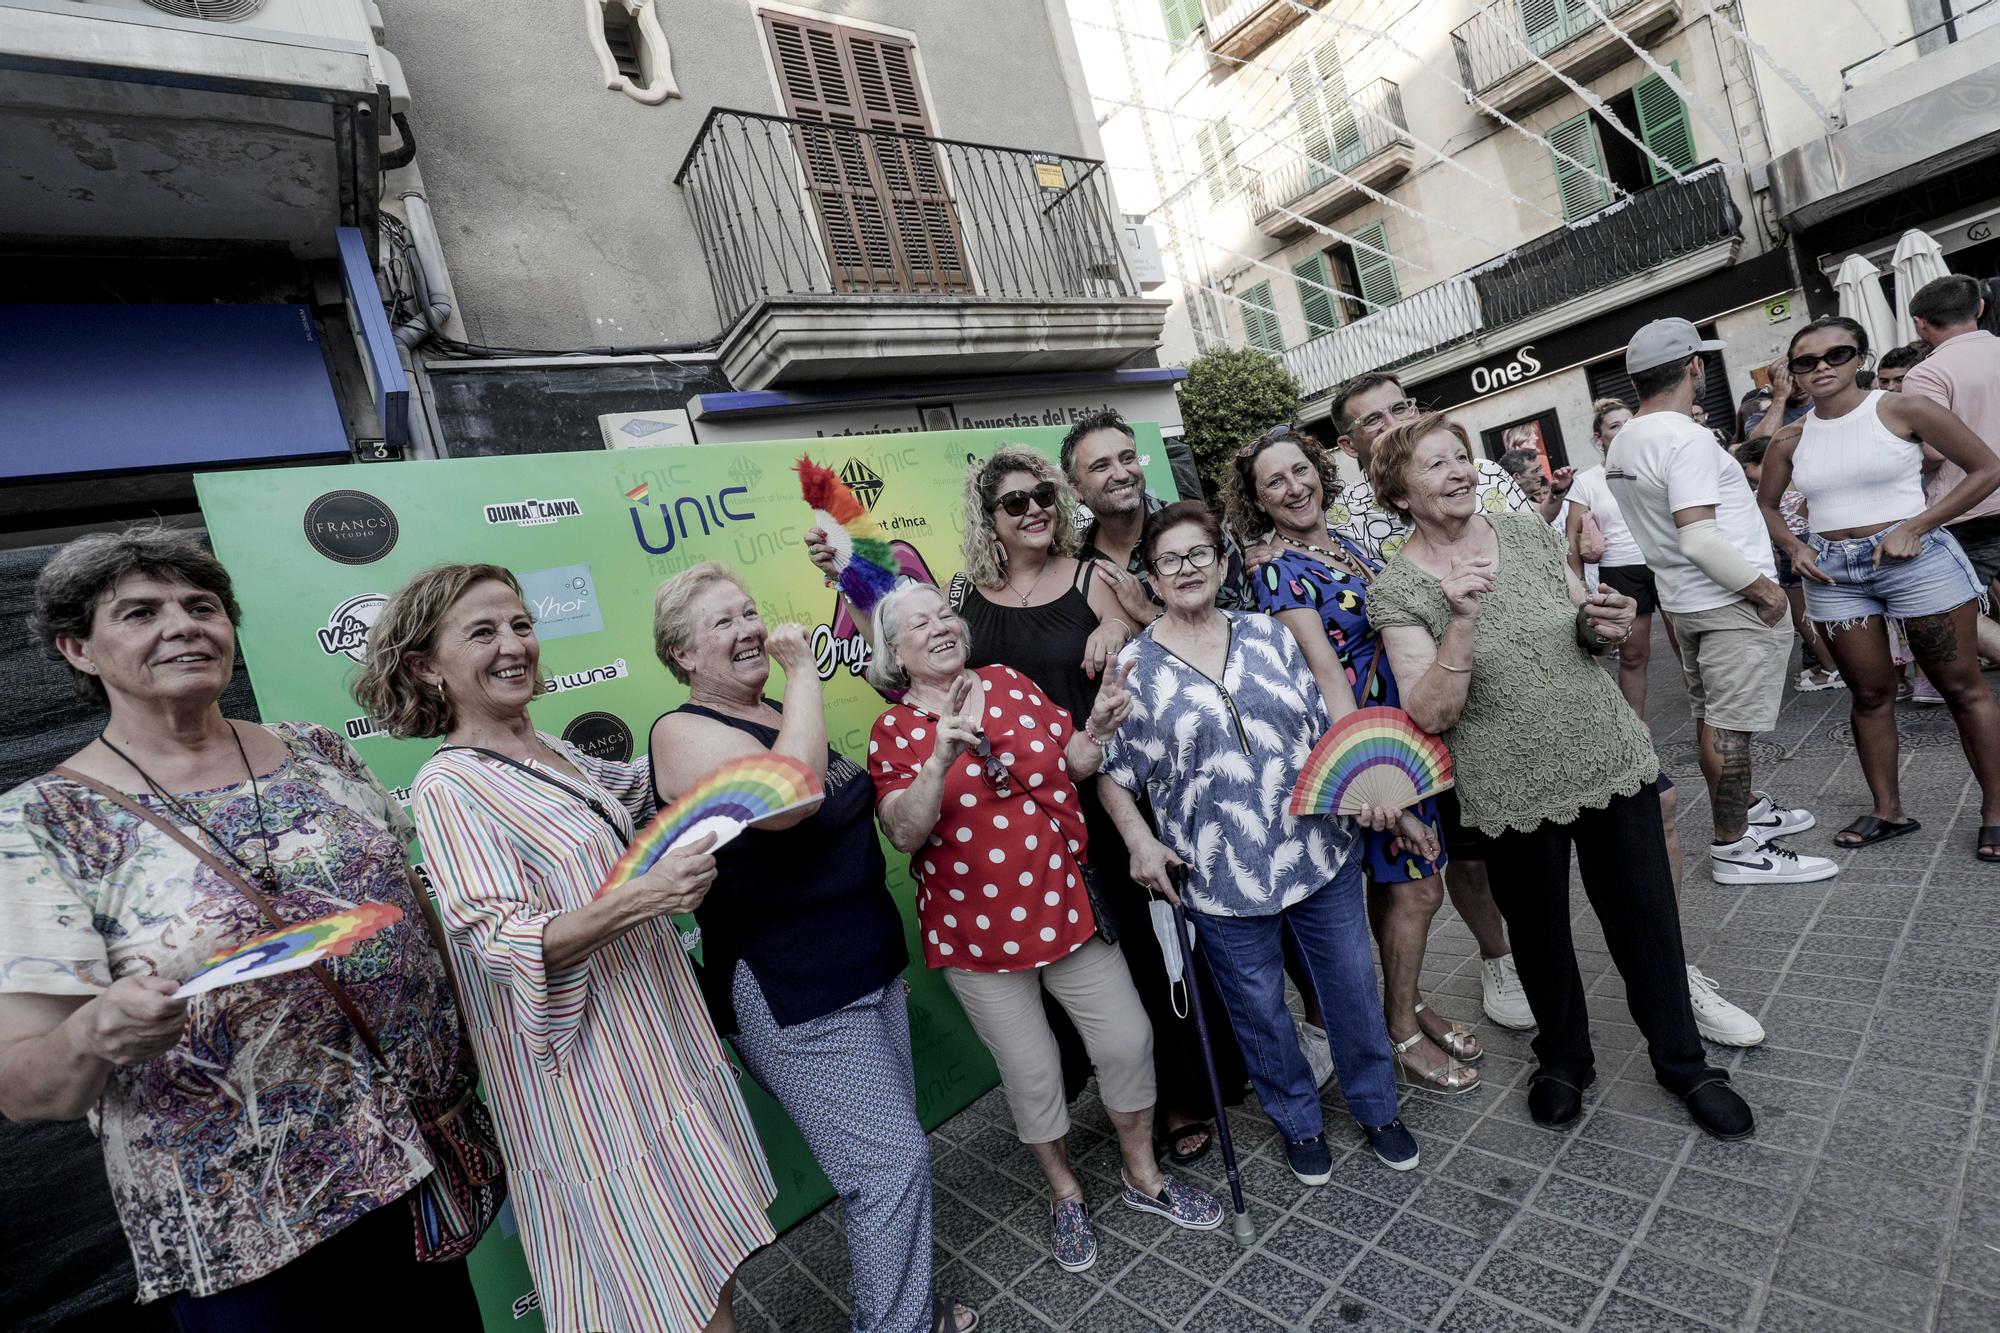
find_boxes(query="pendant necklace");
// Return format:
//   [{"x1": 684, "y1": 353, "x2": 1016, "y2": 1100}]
[{"x1": 98, "y1": 723, "x2": 281, "y2": 896}]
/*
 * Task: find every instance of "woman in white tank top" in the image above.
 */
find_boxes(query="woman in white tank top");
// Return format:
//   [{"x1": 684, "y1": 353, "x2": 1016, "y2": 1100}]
[{"x1": 1754, "y1": 316, "x2": 2000, "y2": 861}]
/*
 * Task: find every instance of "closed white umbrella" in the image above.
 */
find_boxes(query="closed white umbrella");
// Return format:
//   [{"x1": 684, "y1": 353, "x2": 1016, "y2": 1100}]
[
  {"x1": 1892, "y1": 228, "x2": 1951, "y2": 345},
  {"x1": 1834, "y1": 253, "x2": 1897, "y2": 357}
]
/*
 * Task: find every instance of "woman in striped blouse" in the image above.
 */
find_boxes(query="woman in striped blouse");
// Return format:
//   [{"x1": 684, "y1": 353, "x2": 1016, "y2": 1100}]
[{"x1": 358, "y1": 564, "x2": 776, "y2": 1333}]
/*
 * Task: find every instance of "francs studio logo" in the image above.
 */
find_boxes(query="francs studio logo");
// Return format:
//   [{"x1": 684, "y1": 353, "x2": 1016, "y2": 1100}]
[
  {"x1": 483, "y1": 497, "x2": 582, "y2": 527},
  {"x1": 561, "y1": 711, "x2": 634, "y2": 763},
  {"x1": 316, "y1": 593, "x2": 388, "y2": 661},
  {"x1": 303, "y1": 491, "x2": 399, "y2": 565}
]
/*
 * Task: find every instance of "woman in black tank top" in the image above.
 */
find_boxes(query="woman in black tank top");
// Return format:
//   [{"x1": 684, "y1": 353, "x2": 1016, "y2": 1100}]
[{"x1": 648, "y1": 563, "x2": 975, "y2": 1333}]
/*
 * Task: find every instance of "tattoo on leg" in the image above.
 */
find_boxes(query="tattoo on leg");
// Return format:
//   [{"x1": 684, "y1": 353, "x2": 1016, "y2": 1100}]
[
  {"x1": 1715, "y1": 728, "x2": 1754, "y2": 837},
  {"x1": 1905, "y1": 612, "x2": 1960, "y2": 665}
]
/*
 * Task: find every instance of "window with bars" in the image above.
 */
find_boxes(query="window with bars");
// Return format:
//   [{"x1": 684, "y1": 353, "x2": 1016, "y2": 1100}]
[
  {"x1": 1547, "y1": 65, "x2": 1697, "y2": 221},
  {"x1": 1239, "y1": 280, "x2": 1284, "y2": 351},
  {"x1": 1196, "y1": 121, "x2": 1244, "y2": 207},
  {"x1": 759, "y1": 10, "x2": 968, "y2": 293}
]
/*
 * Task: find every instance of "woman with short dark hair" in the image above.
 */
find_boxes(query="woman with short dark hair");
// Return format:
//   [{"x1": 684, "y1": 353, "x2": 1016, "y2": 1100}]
[
  {"x1": 0, "y1": 526, "x2": 476, "y2": 1331},
  {"x1": 1099, "y1": 500, "x2": 1432, "y2": 1183}
]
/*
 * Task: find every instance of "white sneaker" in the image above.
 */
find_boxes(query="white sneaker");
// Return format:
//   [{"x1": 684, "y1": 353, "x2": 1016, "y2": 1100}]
[
  {"x1": 1296, "y1": 1017, "x2": 1335, "y2": 1088},
  {"x1": 1745, "y1": 792, "x2": 1814, "y2": 841},
  {"x1": 1710, "y1": 835, "x2": 1839, "y2": 884},
  {"x1": 1481, "y1": 955, "x2": 1535, "y2": 1030},
  {"x1": 1912, "y1": 674, "x2": 1947, "y2": 705},
  {"x1": 1686, "y1": 964, "x2": 1765, "y2": 1046}
]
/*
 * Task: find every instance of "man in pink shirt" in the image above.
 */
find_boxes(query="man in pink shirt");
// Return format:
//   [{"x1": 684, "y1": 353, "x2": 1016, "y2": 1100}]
[{"x1": 1905, "y1": 273, "x2": 2000, "y2": 660}]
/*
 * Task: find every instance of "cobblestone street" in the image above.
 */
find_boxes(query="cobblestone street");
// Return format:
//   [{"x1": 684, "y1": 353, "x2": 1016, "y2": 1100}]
[{"x1": 730, "y1": 642, "x2": 2000, "y2": 1331}]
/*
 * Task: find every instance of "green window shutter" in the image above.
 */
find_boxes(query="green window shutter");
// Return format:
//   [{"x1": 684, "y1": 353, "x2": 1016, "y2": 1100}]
[
  {"x1": 1240, "y1": 280, "x2": 1283, "y2": 351},
  {"x1": 1196, "y1": 124, "x2": 1220, "y2": 206},
  {"x1": 1549, "y1": 111, "x2": 1610, "y2": 220},
  {"x1": 1198, "y1": 122, "x2": 1241, "y2": 207},
  {"x1": 1217, "y1": 121, "x2": 1241, "y2": 196},
  {"x1": 1352, "y1": 223, "x2": 1400, "y2": 308},
  {"x1": 1293, "y1": 254, "x2": 1339, "y2": 339},
  {"x1": 1314, "y1": 40, "x2": 1362, "y2": 166},
  {"x1": 1287, "y1": 53, "x2": 1329, "y2": 181},
  {"x1": 1519, "y1": 0, "x2": 1571, "y2": 55},
  {"x1": 1160, "y1": 0, "x2": 1202, "y2": 49},
  {"x1": 1633, "y1": 62, "x2": 1696, "y2": 183}
]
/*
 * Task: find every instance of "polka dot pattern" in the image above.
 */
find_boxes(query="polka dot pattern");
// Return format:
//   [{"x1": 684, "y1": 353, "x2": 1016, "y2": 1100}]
[{"x1": 869, "y1": 664, "x2": 1096, "y2": 971}]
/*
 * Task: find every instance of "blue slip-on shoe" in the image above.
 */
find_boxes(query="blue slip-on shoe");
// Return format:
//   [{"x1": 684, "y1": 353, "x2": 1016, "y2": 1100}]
[
  {"x1": 1120, "y1": 1172, "x2": 1225, "y2": 1230},
  {"x1": 1049, "y1": 1196, "x2": 1097, "y2": 1272},
  {"x1": 1285, "y1": 1133, "x2": 1334, "y2": 1185},
  {"x1": 1364, "y1": 1118, "x2": 1420, "y2": 1171}
]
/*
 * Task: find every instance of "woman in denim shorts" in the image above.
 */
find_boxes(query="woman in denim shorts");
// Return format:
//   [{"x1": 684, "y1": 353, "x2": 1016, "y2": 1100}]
[{"x1": 1754, "y1": 316, "x2": 2000, "y2": 861}]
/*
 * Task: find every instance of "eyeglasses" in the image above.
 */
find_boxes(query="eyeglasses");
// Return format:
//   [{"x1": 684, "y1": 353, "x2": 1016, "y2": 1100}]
[
  {"x1": 1151, "y1": 544, "x2": 1219, "y2": 576},
  {"x1": 1786, "y1": 345, "x2": 1862, "y2": 376},
  {"x1": 972, "y1": 734, "x2": 1012, "y2": 798},
  {"x1": 992, "y1": 481, "x2": 1059, "y2": 518},
  {"x1": 1354, "y1": 398, "x2": 1420, "y2": 435}
]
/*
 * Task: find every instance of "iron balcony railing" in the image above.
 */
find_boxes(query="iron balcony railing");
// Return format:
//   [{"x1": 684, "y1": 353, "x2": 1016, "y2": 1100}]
[
  {"x1": 1451, "y1": 0, "x2": 1648, "y2": 94},
  {"x1": 1248, "y1": 79, "x2": 1409, "y2": 219},
  {"x1": 674, "y1": 108, "x2": 1137, "y2": 333},
  {"x1": 1202, "y1": 0, "x2": 1326, "y2": 44},
  {"x1": 1283, "y1": 163, "x2": 1739, "y2": 399}
]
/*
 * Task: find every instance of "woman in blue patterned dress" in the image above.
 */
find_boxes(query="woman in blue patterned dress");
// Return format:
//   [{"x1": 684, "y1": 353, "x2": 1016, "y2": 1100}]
[
  {"x1": 1225, "y1": 426, "x2": 1481, "y2": 1097},
  {"x1": 1097, "y1": 501, "x2": 1436, "y2": 1183}
]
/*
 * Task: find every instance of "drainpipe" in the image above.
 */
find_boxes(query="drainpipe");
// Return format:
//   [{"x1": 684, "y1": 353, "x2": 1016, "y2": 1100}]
[{"x1": 392, "y1": 186, "x2": 459, "y2": 347}]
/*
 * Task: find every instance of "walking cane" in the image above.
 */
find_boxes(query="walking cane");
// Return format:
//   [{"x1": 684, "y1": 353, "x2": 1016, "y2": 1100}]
[{"x1": 1167, "y1": 864, "x2": 1255, "y2": 1248}]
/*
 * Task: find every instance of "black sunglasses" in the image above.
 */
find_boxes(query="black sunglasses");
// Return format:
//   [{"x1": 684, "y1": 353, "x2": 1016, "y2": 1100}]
[
  {"x1": 1786, "y1": 345, "x2": 1863, "y2": 376},
  {"x1": 992, "y1": 481, "x2": 1060, "y2": 518},
  {"x1": 972, "y1": 734, "x2": 1012, "y2": 798}
]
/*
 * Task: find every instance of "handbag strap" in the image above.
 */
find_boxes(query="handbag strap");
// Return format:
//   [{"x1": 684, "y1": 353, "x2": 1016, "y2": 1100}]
[
  {"x1": 1358, "y1": 639, "x2": 1385, "y2": 706},
  {"x1": 437, "y1": 744, "x2": 628, "y2": 844},
  {"x1": 52, "y1": 765, "x2": 391, "y2": 1069}
]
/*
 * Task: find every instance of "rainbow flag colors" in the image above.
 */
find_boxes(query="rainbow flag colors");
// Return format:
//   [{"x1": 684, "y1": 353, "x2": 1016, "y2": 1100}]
[
  {"x1": 1289, "y1": 706, "x2": 1453, "y2": 818},
  {"x1": 175, "y1": 901, "x2": 405, "y2": 998},
  {"x1": 598, "y1": 753, "x2": 824, "y2": 896},
  {"x1": 623, "y1": 481, "x2": 650, "y2": 503},
  {"x1": 798, "y1": 454, "x2": 900, "y2": 613}
]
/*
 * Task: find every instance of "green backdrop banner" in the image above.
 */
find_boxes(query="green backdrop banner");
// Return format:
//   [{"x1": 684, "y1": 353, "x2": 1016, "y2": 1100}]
[{"x1": 194, "y1": 424, "x2": 1176, "y2": 1331}]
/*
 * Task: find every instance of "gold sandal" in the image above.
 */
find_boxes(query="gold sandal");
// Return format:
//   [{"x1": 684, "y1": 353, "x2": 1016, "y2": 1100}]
[
  {"x1": 1415, "y1": 1002, "x2": 1483, "y2": 1062},
  {"x1": 1390, "y1": 1029, "x2": 1481, "y2": 1095}
]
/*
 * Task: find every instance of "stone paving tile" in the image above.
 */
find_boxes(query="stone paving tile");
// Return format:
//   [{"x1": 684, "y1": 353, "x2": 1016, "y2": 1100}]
[{"x1": 744, "y1": 662, "x2": 1999, "y2": 1329}]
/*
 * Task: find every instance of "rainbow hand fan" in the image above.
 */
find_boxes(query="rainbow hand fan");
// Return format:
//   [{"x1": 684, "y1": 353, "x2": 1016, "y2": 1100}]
[
  {"x1": 798, "y1": 454, "x2": 900, "y2": 613},
  {"x1": 598, "y1": 753, "x2": 824, "y2": 896},
  {"x1": 175, "y1": 902, "x2": 404, "y2": 998},
  {"x1": 1289, "y1": 706, "x2": 1453, "y2": 818}
]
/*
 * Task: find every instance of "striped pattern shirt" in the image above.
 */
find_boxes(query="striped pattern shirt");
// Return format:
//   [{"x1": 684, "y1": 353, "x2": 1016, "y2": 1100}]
[{"x1": 414, "y1": 736, "x2": 776, "y2": 1333}]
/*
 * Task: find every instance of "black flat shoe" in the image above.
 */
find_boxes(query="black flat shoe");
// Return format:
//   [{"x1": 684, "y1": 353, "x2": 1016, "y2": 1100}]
[
  {"x1": 1683, "y1": 1076, "x2": 1754, "y2": 1141},
  {"x1": 1527, "y1": 1069, "x2": 1593, "y2": 1129}
]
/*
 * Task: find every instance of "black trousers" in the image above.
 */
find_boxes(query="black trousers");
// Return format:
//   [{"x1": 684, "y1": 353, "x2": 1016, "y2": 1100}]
[
  {"x1": 168, "y1": 1198, "x2": 480, "y2": 1333},
  {"x1": 1483, "y1": 786, "x2": 1713, "y2": 1095}
]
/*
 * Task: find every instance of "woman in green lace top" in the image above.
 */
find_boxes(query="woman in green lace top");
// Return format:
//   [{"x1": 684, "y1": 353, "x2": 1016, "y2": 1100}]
[{"x1": 1365, "y1": 414, "x2": 1754, "y2": 1144}]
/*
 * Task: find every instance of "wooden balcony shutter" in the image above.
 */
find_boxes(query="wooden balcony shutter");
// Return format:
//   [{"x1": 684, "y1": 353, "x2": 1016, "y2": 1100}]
[
  {"x1": 1548, "y1": 111, "x2": 1610, "y2": 220},
  {"x1": 1633, "y1": 63, "x2": 1696, "y2": 184},
  {"x1": 1293, "y1": 253, "x2": 1339, "y2": 338},
  {"x1": 1352, "y1": 222, "x2": 1400, "y2": 307},
  {"x1": 760, "y1": 10, "x2": 968, "y2": 293},
  {"x1": 1288, "y1": 39, "x2": 1358, "y2": 185},
  {"x1": 1239, "y1": 280, "x2": 1283, "y2": 351}
]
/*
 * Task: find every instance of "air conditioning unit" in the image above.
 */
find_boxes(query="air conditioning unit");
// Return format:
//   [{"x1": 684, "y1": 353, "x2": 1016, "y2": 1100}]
[{"x1": 598, "y1": 409, "x2": 697, "y2": 449}]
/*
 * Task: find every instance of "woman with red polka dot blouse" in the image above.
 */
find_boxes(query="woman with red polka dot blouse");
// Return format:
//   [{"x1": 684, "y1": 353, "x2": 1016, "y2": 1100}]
[{"x1": 867, "y1": 581, "x2": 1223, "y2": 1274}]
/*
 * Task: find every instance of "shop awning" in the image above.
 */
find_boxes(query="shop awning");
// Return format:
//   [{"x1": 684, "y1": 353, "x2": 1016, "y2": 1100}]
[{"x1": 0, "y1": 302, "x2": 352, "y2": 480}]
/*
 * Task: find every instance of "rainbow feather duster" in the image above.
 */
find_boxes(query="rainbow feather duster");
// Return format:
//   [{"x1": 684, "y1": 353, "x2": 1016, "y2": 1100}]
[
  {"x1": 798, "y1": 454, "x2": 900, "y2": 612},
  {"x1": 597, "y1": 753, "x2": 824, "y2": 896},
  {"x1": 175, "y1": 902, "x2": 404, "y2": 998},
  {"x1": 1290, "y1": 706, "x2": 1453, "y2": 817}
]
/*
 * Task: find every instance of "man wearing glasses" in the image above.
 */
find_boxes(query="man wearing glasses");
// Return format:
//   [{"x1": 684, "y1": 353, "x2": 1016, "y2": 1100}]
[{"x1": 1327, "y1": 373, "x2": 1534, "y2": 563}]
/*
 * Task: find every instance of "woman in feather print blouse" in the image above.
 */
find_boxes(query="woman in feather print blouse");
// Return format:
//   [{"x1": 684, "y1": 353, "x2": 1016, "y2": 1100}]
[{"x1": 1097, "y1": 502, "x2": 1437, "y2": 1180}]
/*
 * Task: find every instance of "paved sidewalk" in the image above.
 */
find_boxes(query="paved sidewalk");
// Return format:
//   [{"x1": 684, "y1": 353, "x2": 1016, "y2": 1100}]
[{"x1": 730, "y1": 646, "x2": 1998, "y2": 1331}]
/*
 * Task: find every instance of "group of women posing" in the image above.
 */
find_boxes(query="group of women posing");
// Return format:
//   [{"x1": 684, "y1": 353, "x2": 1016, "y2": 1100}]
[{"x1": 1, "y1": 406, "x2": 1800, "y2": 1333}]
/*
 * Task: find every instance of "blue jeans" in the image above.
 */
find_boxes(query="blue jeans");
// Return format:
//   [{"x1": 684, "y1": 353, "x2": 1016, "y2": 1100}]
[
  {"x1": 1189, "y1": 861, "x2": 1398, "y2": 1140},
  {"x1": 1804, "y1": 525, "x2": 1983, "y2": 623}
]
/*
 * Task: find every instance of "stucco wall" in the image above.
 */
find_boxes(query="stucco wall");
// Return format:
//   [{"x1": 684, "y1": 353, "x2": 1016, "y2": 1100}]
[{"x1": 386, "y1": 0, "x2": 1098, "y2": 349}]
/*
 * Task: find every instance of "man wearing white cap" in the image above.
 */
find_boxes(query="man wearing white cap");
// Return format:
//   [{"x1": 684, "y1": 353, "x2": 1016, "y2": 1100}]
[{"x1": 1606, "y1": 319, "x2": 1839, "y2": 889}]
